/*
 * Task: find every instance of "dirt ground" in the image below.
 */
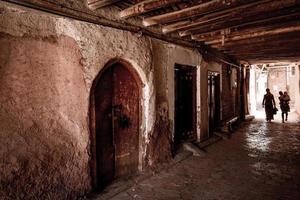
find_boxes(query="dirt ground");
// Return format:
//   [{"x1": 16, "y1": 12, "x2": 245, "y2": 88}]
[{"x1": 91, "y1": 112, "x2": 300, "y2": 200}]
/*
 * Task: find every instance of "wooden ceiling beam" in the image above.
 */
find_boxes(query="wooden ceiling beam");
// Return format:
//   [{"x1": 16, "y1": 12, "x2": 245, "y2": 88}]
[
  {"x1": 227, "y1": 45, "x2": 300, "y2": 54},
  {"x1": 120, "y1": 0, "x2": 182, "y2": 19},
  {"x1": 183, "y1": 0, "x2": 300, "y2": 37},
  {"x1": 162, "y1": 11, "x2": 232, "y2": 34},
  {"x1": 243, "y1": 56, "x2": 300, "y2": 59},
  {"x1": 228, "y1": 52, "x2": 300, "y2": 58},
  {"x1": 203, "y1": 24, "x2": 300, "y2": 45},
  {"x1": 193, "y1": 12, "x2": 300, "y2": 41},
  {"x1": 247, "y1": 59, "x2": 300, "y2": 63},
  {"x1": 232, "y1": 54, "x2": 300, "y2": 59},
  {"x1": 197, "y1": 19, "x2": 300, "y2": 43},
  {"x1": 211, "y1": 32, "x2": 300, "y2": 49},
  {"x1": 217, "y1": 45, "x2": 300, "y2": 53},
  {"x1": 143, "y1": 0, "x2": 258, "y2": 27},
  {"x1": 162, "y1": 0, "x2": 271, "y2": 34},
  {"x1": 224, "y1": 45, "x2": 300, "y2": 54},
  {"x1": 86, "y1": 0, "x2": 121, "y2": 10}
]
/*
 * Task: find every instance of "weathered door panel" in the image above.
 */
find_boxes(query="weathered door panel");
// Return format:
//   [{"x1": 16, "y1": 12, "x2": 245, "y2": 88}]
[
  {"x1": 94, "y1": 67, "x2": 115, "y2": 189},
  {"x1": 208, "y1": 73, "x2": 221, "y2": 137},
  {"x1": 94, "y1": 62, "x2": 140, "y2": 188},
  {"x1": 208, "y1": 75, "x2": 213, "y2": 136},
  {"x1": 113, "y1": 64, "x2": 139, "y2": 178},
  {"x1": 214, "y1": 75, "x2": 221, "y2": 127}
]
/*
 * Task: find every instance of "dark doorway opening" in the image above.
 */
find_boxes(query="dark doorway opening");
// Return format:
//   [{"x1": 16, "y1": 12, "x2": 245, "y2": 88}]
[
  {"x1": 174, "y1": 64, "x2": 197, "y2": 150},
  {"x1": 90, "y1": 60, "x2": 141, "y2": 191},
  {"x1": 208, "y1": 71, "x2": 221, "y2": 137}
]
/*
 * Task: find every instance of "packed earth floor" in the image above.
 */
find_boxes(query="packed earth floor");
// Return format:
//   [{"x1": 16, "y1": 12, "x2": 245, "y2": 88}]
[{"x1": 92, "y1": 112, "x2": 300, "y2": 200}]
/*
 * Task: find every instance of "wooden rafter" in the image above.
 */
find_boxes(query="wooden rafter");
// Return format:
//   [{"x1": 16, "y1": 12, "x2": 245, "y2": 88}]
[
  {"x1": 120, "y1": 0, "x2": 182, "y2": 19},
  {"x1": 8, "y1": 0, "x2": 300, "y2": 63},
  {"x1": 181, "y1": 0, "x2": 300, "y2": 37},
  {"x1": 86, "y1": 0, "x2": 121, "y2": 10},
  {"x1": 142, "y1": 0, "x2": 259, "y2": 27},
  {"x1": 162, "y1": 0, "x2": 271, "y2": 34},
  {"x1": 224, "y1": 40, "x2": 300, "y2": 52},
  {"x1": 192, "y1": 12, "x2": 300, "y2": 42},
  {"x1": 163, "y1": 11, "x2": 232, "y2": 34},
  {"x1": 203, "y1": 24, "x2": 300, "y2": 45},
  {"x1": 211, "y1": 32, "x2": 300, "y2": 49}
]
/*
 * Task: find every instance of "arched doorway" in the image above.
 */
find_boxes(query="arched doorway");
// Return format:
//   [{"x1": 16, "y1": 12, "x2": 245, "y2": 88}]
[{"x1": 90, "y1": 59, "x2": 141, "y2": 190}]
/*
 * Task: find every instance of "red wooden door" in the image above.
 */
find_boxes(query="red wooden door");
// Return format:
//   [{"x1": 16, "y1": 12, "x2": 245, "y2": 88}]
[
  {"x1": 95, "y1": 66, "x2": 115, "y2": 189},
  {"x1": 113, "y1": 64, "x2": 139, "y2": 178},
  {"x1": 94, "y1": 63, "x2": 139, "y2": 189}
]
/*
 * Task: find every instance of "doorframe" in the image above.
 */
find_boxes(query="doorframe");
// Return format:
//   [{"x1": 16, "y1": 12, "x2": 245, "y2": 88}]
[
  {"x1": 174, "y1": 64, "x2": 197, "y2": 148},
  {"x1": 207, "y1": 71, "x2": 221, "y2": 136},
  {"x1": 89, "y1": 58, "x2": 143, "y2": 190}
]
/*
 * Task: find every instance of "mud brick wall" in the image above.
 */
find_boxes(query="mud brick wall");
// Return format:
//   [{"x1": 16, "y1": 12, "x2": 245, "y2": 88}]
[
  {"x1": 0, "y1": 2, "x2": 206, "y2": 199},
  {"x1": 221, "y1": 65, "x2": 237, "y2": 122}
]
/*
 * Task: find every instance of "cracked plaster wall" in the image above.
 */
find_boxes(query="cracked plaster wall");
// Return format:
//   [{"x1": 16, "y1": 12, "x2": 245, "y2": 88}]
[
  {"x1": 150, "y1": 40, "x2": 202, "y2": 146},
  {"x1": 0, "y1": 2, "x2": 213, "y2": 199},
  {"x1": 0, "y1": 2, "x2": 155, "y2": 199}
]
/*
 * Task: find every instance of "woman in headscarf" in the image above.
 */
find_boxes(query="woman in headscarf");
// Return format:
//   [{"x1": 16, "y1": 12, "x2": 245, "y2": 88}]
[
  {"x1": 262, "y1": 88, "x2": 276, "y2": 122},
  {"x1": 279, "y1": 91, "x2": 290, "y2": 123}
]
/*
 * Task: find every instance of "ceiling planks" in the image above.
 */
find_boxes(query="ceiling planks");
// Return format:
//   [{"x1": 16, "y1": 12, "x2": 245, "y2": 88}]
[
  {"x1": 85, "y1": 0, "x2": 300, "y2": 64},
  {"x1": 86, "y1": 0, "x2": 122, "y2": 10},
  {"x1": 202, "y1": 22, "x2": 300, "y2": 45},
  {"x1": 142, "y1": 0, "x2": 259, "y2": 26},
  {"x1": 120, "y1": 0, "x2": 182, "y2": 19}
]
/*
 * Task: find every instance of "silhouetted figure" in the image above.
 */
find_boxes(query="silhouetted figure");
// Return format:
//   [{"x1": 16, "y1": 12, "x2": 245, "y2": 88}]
[
  {"x1": 279, "y1": 91, "x2": 290, "y2": 123},
  {"x1": 262, "y1": 88, "x2": 276, "y2": 122}
]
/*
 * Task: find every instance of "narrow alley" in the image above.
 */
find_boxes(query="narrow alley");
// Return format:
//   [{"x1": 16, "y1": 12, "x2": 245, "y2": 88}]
[
  {"x1": 93, "y1": 113, "x2": 300, "y2": 200},
  {"x1": 1, "y1": 1, "x2": 300, "y2": 199}
]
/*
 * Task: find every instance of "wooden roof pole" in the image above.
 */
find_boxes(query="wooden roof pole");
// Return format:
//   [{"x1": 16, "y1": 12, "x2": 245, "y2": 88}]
[
  {"x1": 162, "y1": 12, "x2": 232, "y2": 34},
  {"x1": 87, "y1": 0, "x2": 121, "y2": 10},
  {"x1": 219, "y1": 40, "x2": 300, "y2": 52},
  {"x1": 211, "y1": 32, "x2": 300, "y2": 48},
  {"x1": 192, "y1": 12, "x2": 300, "y2": 42},
  {"x1": 204, "y1": 25, "x2": 300, "y2": 45},
  {"x1": 184, "y1": 0, "x2": 300, "y2": 37},
  {"x1": 162, "y1": 0, "x2": 271, "y2": 34},
  {"x1": 143, "y1": 0, "x2": 259, "y2": 26},
  {"x1": 120, "y1": 0, "x2": 181, "y2": 19}
]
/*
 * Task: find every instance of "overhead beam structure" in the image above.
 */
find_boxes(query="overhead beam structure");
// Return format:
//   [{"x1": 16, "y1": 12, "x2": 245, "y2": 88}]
[
  {"x1": 120, "y1": 0, "x2": 182, "y2": 19},
  {"x1": 192, "y1": 12, "x2": 300, "y2": 42},
  {"x1": 162, "y1": 0, "x2": 271, "y2": 34},
  {"x1": 181, "y1": 0, "x2": 300, "y2": 37},
  {"x1": 86, "y1": 0, "x2": 121, "y2": 10},
  {"x1": 204, "y1": 25, "x2": 300, "y2": 45},
  {"x1": 142, "y1": 0, "x2": 258, "y2": 26},
  {"x1": 8, "y1": 0, "x2": 300, "y2": 64}
]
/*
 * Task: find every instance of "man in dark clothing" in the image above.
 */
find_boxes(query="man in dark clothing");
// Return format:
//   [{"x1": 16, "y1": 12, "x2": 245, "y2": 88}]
[{"x1": 262, "y1": 88, "x2": 276, "y2": 122}]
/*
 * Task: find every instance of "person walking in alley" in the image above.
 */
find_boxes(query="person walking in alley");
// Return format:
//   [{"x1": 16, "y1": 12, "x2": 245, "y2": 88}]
[
  {"x1": 279, "y1": 91, "x2": 290, "y2": 123},
  {"x1": 262, "y1": 88, "x2": 276, "y2": 122}
]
